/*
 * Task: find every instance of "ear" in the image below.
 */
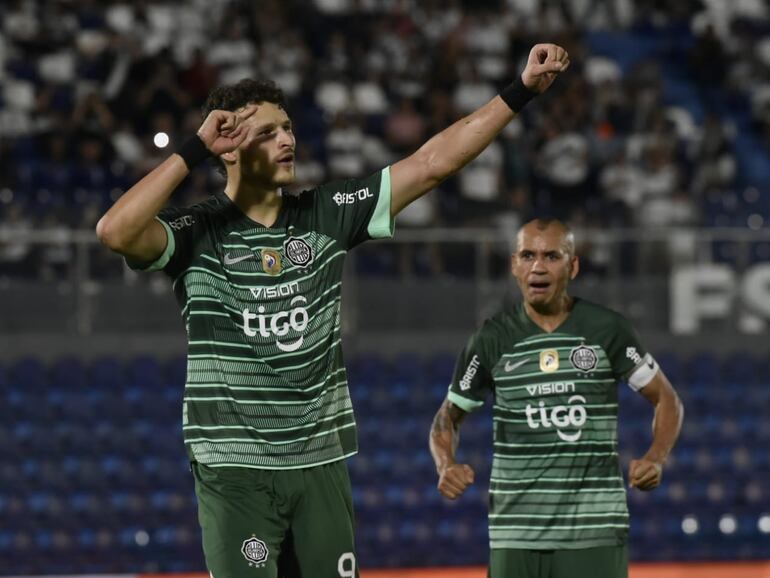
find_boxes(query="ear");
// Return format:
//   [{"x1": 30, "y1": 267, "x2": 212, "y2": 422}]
[
  {"x1": 510, "y1": 253, "x2": 517, "y2": 276},
  {"x1": 569, "y1": 255, "x2": 580, "y2": 280}
]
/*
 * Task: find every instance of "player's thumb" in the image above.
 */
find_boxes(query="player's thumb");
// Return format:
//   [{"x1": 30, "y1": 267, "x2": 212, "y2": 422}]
[
  {"x1": 628, "y1": 460, "x2": 640, "y2": 484},
  {"x1": 530, "y1": 61, "x2": 562, "y2": 76},
  {"x1": 461, "y1": 464, "x2": 475, "y2": 485}
]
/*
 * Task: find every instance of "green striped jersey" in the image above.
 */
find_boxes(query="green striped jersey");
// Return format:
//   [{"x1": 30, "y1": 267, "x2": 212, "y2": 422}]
[
  {"x1": 132, "y1": 168, "x2": 393, "y2": 469},
  {"x1": 448, "y1": 299, "x2": 648, "y2": 550}
]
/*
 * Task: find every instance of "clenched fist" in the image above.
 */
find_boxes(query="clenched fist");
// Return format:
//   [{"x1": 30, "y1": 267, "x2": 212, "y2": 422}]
[
  {"x1": 438, "y1": 463, "x2": 475, "y2": 500},
  {"x1": 629, "y1": 457, "x2": 663, "y2": 491},
  {"x1": 197, "y1": 103, "x2": 261, "y2": 156},
  {"x1": 521, "y1": 43, "x2": 570, "y2": 94}
]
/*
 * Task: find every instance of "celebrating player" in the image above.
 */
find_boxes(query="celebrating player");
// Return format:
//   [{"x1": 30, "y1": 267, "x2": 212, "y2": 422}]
[
  {"x1": 97, "y1": 45, "x2": 569, "y2": 578},
  {"x1": 429, "y1": 218, "x2": 684, "y2": 578}
]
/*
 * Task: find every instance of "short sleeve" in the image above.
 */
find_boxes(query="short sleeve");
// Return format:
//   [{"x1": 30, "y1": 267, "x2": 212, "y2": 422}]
[
  {"x1": 603, "y1": 313, "x2": 649, "y2": 381},
  {"x1": 126, "y1": 206, "x2": 203, "y2": 278},
  {"x1": 311, "y1": 166, "x2": 394, "y2": 249},
  {"x1": 447, "y1": 330, "x2": 496, "y2": 413}
]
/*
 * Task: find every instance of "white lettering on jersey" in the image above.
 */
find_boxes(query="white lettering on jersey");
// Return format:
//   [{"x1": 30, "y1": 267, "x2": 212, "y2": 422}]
[
  {"x1": 459, "y1": 355, "x2": 481, "y2": 391},
  {"x1": 333, "y1": 188, "x2": 373, "y2": 206},
  {"x1": 168, "y1": 215, "x2": 194, "y2": 230},
  {"x1": 626, "y1": 347, "x2": 643, "y2": 365},
  {"x1": 525, "y1": 382, "x2": 576, "y2": 396},
  {"x1": 242, "y1": 295, "x2": 310, "y2": 352},
  {"x1": 250, "y1": 281, "x2": 300, "y2": 300},
  {"x1": 525, "y1": 389, "x2": 587, "y2": 442}
]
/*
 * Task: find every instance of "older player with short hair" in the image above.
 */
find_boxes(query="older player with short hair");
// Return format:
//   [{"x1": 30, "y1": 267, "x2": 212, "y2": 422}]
[{"x1": 430, "y1": 218, "x2": 684, "y2": 578}]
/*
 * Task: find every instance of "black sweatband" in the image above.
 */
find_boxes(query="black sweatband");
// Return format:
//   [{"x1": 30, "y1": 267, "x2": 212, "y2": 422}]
[
  {"x1": 500, "y1": 78, "x2": 538, "y2": 113},
  {"x1": 176, "y1": 135, "x2": 213, "y2": 170}
]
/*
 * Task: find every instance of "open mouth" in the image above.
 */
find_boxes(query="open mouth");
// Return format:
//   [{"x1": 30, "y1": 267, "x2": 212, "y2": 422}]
[
  {"x1": 528, "y1": 281, "x2": 551, "y2": 294},
  {"x1": 276, "y1": 153, "x2": 295, "y2": 167}
]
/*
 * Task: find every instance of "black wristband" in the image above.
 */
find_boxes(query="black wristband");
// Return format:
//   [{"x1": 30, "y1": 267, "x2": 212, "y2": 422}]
[
  {"x1": 500, "y1": 78, "x2": 538, "y2": 113},
  {"x1": 176, "y1": 135, "x2": 213, "y2": 170}
]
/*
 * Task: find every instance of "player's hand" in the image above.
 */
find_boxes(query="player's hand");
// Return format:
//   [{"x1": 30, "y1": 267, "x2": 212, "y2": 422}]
[
  {"x1": 197, "y1": 104, "x2": 260, "y2": 156},
  {"x1": 521, "y1": 43, "x2": 570, "y2": 94},
  {"x1": 628, "y1": 457, "x2": 663, "y2": 491},
  {"x1": 437, "y1": 463, "x2": 475, "y2": 500}
]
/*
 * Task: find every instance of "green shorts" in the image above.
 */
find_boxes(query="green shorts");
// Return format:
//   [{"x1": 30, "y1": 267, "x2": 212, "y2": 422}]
[
  {"x1": 192, "y1": 460, "x2": 358, "y2": 578},
  {"x1": 489, "y1": 545, "x2": 628, "y2": 578}
]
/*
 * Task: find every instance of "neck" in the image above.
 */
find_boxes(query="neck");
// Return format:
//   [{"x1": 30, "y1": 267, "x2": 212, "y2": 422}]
[
  {"x1": 224, "y1": 173, "x2": 283, "y2": 227},
  {"x1": 524, "y1": 295, "x2": 574, "y2": 333}
]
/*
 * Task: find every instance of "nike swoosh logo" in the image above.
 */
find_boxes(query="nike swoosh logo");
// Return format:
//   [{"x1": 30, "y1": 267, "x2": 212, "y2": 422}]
[
  {"x1": 646, "y1": 361, "x2": 655, "y2": 370},
  {"x1": 504, "y1": 358, "x2": 530, "y2": 372},
  {"x1": 223, "y1": 253, "x2": 254, "y2": 265}
]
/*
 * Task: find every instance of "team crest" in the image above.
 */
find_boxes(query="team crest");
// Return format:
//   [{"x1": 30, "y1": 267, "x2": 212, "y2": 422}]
[
  {"x1": 284, "y1": 237, "x2": 313, "y2": 268},
  {"x1": 539, "y1": 349, "x2": 559, "y2": 373},
  {"x1": 261, "y1": 249, "x2": 282, "y2": 275},
  {"x1": 570, "y1": 345, "x2": 598, "y2": 372},
  {"x1": 241, "y1": 536, "x2": 269, "y2": 566}
]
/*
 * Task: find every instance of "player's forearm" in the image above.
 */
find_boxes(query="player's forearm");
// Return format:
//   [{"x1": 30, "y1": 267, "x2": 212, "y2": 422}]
[
  {"x1": 96, "y1": 154, "x2": 189, "y2": 253},
  {"x1": 644, "y1": 389, "x2": 684, "y2": 464},
  {"x1": 417, "y1": 97, "x2": 515, "y2": 187},
  {"x1": 429, "y1": 400, "x2": 463, "y2": 474},
  {"x1": 430, "y1": 426, "x2": 458, "y2": 475}
]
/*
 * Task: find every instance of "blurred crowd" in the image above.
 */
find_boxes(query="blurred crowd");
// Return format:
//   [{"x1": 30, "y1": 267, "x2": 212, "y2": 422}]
[{"x1": 1, "y1": 0, "x2": 769, "y2": 278}]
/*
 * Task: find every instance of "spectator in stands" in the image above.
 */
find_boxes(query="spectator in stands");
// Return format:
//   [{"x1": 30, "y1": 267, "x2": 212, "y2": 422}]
[
  {"x1": 599, "y1": 149, "x2": 645, "y2": 221},
  {"x1": 534, "y1": 120, "x2": 592, "y2": 219},
  {"x1": 1, "y1": 0, "x2": 768, "y2": 283},
  {"x1": 0, "y1": 205, "x2": 33, "y2": 278}
]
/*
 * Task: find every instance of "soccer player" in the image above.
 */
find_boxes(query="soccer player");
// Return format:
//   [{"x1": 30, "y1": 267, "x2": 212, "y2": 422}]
[
  {"x1": 429, "y1": 219, "x2": 684, "y2": 578},
  {"x1": 96, "y1": 44, "x2": 569, "y2": 578}
]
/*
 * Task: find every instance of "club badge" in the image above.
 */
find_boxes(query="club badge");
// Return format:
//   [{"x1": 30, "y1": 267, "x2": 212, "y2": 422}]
[
  {"x1": 242, "y1": 536, "x2": 269, "y2": 567},
  {"x1": 284, "y1": 237, "x2": 313, "y2": 268},
  {"x1": 570, "y1": 345, "x2": 598, "y2": 372}
]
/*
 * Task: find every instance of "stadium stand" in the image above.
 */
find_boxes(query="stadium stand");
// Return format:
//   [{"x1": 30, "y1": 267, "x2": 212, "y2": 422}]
[
  {"x1": 1, "y1": 353, "x2": 769, "y2": 573},
  {"x1": 1, "y1": 0, "x2": 770, "y2": 280}
]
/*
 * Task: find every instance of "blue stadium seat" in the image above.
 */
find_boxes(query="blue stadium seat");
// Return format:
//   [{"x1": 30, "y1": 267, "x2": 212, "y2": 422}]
[
  {"x1": 391, "y1": 352, "x2": 425, "y2": 383},
  {"x1": 164, "y1": 355, "x2": 188, "y2": 387},
  {"x1": 426, "y1": 352, "x2": 457, "y2": 383},
  {"x1": 130, "y1": 354, "x2": 163, "y2": 388},
  {"x1": 88, "y1": 356, "x2": 127, "y2": 389},
  {"x1": 0, "y1": 350, "x2": 764, "y2": 571},
  {"x1": 8, "y1": 357, "x2": 48, "y2": 390},
  {"x1": 721, "y1": 353, "x2": 758, "y2": 384},
  {"x1": 685, "y1": 352, "x2": 720, "y2": 386},
  {"x1": 51, "y1": 356, "x2": 88, "y2": 390}
]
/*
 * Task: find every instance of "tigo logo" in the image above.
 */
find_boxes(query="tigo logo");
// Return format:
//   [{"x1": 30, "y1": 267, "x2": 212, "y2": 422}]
[
  {"x1": 242, "y1": 295, "x2": 310, "y2": 352},
  {"x1": 525, "y1": 395, "x2": 587, "y2": 442}
]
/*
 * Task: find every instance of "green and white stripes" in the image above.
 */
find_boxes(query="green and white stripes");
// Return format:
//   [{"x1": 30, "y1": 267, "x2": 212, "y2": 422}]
[
  {"x1": 170, "y1": 221, "x2": 355, "y2": 469},
  {"x1": 447, "y1": 303, "x2": 639, "y2": 550}
]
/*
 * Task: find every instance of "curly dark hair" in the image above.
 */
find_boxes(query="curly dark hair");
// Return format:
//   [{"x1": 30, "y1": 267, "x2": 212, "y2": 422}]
[
  {"x1": 202, "y1": 78, "x2": 288, "y2": 175},
  {"x1": 202, "y1": 78, "x2": 287, "y2": 117}
]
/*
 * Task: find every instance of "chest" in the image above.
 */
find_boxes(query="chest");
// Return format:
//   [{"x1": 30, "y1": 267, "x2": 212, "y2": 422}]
[{"x1": 491, "y1": 339, "x2": 617, "y2": 408}]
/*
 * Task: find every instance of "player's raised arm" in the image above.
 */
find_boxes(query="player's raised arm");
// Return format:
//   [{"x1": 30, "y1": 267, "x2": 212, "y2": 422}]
[
  {"x1": 629, "y1": 370, "x2": 684, "y2": 491},
  {"x1": 95, "y1": 104, "x2": 260, "y2": 263},
  {"x1": 429, "y1": 398, "x2": 474, "y2": 500},
  {"x1": 389, "y1": 43, "x2": 569, "y2": 216}
]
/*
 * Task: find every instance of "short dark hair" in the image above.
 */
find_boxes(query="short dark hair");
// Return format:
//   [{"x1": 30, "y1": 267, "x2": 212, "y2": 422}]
[{"x1": 202, "y1": 79, "x2": 287, "y2": 175}]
